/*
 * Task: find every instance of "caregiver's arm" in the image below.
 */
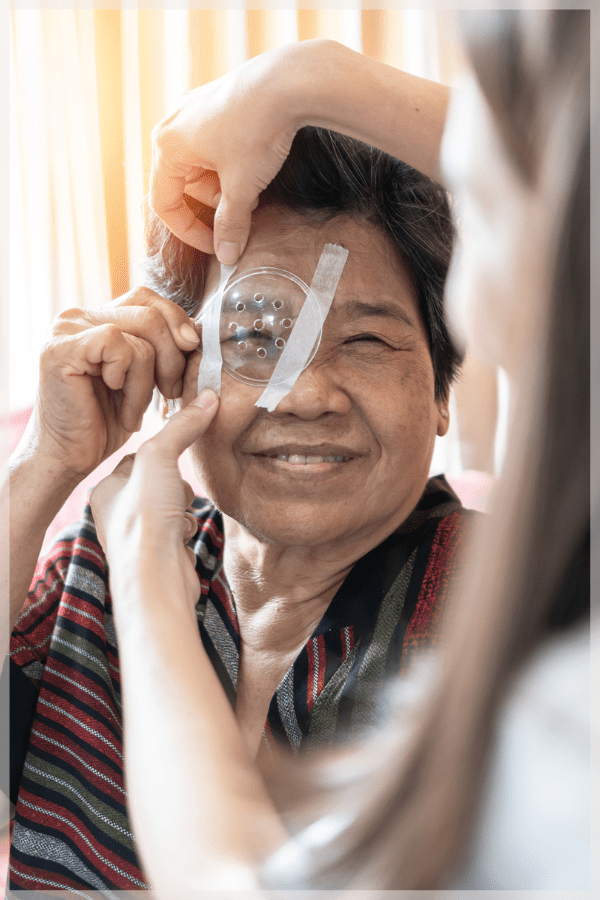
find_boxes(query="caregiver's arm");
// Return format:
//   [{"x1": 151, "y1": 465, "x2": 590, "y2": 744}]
[
  {"x1": 304, "y1": 41, "x2": 448, "y2": 181},
  {"x1": 90, "y1": 397, "x2": 286, "y2": 894},
  {"x1": 150, "y1": 39, "x2": 449, "y2": 260}
]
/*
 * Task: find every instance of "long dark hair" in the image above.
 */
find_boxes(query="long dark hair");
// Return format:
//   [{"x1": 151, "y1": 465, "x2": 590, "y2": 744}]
[{"x1": 263, "y1": 9, "x2": 590, "y2": 889}]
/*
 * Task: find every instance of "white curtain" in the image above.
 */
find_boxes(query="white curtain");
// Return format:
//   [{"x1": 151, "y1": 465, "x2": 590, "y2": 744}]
[{"x1": 10, "y1": 10, "x2": 112, "y2": 412}]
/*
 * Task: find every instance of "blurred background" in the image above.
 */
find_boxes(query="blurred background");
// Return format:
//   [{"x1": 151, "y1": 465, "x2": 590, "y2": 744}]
[{"x1": 6, "y1": 3, "x2": 508, "y2": 543}]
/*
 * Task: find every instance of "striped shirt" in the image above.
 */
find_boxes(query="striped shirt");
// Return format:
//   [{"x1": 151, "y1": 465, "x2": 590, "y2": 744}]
[{"x1": 7, "y1": 475, "x2": 473, "y2": 892}]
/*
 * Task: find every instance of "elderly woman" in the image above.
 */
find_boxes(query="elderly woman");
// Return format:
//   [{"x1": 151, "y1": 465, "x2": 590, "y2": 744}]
[{"x1": 4, "y1": 128, "x2": 471, "y2": 889}]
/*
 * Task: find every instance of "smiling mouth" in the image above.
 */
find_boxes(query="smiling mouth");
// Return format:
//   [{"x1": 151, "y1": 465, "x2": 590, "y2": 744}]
[
  {"x1": 271, "y1": 453, "x2": 350, "y2": 465},
  {"x1": 252, "y1": 445, "x2": 358, "y2": 467}
]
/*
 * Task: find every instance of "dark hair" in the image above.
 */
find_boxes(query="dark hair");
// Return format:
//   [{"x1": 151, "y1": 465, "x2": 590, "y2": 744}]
[{"x1": 144, "y1": 126, "x2": 462, "y2": 400}]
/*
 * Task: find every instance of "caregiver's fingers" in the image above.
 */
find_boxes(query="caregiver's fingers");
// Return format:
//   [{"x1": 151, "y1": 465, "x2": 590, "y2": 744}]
[
  {"x1": 149, "y1": 153, "x2": 216, "y2": 254},
  {"x1": 113, "y1": 454, "x2": 136, "y2": 476},
  {"x1": 90, "y1": 454, "x2": 135, "y2": 504},
  {"x1": 151, "y1": 150, "x2": 258, "y2": 263},
  {"x1": 89, "y1": 454, "x2": 137, "y2": 547},
  {"x1": 185, "y1": 545, "x2": 198, "y2": 568},
  {"x1": 148, "y1": 46, "x2": 300, "y2": 260},
  {"x1": 145, "y1": 390, "x2": 219, "y2": 460},
  {"x1": 213, "y1": 185, "x2": 256, "y2": 266},
  {"x1": 211, "y1": 133, "x2": 296, "y2": 264},
  {"x1": 183, "y1": 512, "x2": 198, "y2": 542},
  {"x1": 181, "y1": 479, "x2": 196, "y2": 511},
  {"x1": 182, "y1": 169, "x2": 221, "y2": 207}
]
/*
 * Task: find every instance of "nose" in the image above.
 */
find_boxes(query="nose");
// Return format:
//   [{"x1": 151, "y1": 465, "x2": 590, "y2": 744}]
[{"x1": 271, "y1": 359, "x2": 352, "y2": 419}]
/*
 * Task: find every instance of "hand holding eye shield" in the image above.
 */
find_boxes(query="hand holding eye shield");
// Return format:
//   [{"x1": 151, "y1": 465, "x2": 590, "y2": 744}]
[
  {"x1": 31, "y1": 287, "x2": 200, "y2": 482},
  {"x1": 150, "y1": 43, "x2": 301, "y2": 264},
  {"x1": 149, "y1": 40, "x2": 448, "y2": 265}
]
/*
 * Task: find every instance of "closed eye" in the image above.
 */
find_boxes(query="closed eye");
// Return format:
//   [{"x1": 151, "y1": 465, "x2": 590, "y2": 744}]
[
  {"x1": 345, "y1": 333, "x2": 388, "y2": 345},
  {"x1": 342, "y1": 332, "x2": 414, "y2": 353}
]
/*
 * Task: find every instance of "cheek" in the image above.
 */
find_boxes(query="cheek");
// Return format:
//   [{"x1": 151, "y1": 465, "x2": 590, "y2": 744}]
[
  {"x1": 186, "y1": 408, "x2": 237, "y2": 504},
  {"x1": 186, "y1": 375, "x2": 259, "y2": 495},
  {"x1": 365, "y1": 357, "x2": 439, "y2": 454}
]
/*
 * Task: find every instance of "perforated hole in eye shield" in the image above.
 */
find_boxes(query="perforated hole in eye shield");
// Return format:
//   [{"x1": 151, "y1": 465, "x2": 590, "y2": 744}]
[{"x1": 197, "y1": 267, "x2": 323, "y2": 386}]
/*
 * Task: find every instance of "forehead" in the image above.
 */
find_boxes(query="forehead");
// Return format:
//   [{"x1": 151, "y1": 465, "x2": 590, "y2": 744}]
[{"x1": 203, "y1": 207, "x2": 419, "y2": 320}]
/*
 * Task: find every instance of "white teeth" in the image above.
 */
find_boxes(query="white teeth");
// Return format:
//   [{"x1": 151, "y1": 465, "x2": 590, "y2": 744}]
[{"x1": 274, "y1": 453, "x2": 348, "y2": 464}]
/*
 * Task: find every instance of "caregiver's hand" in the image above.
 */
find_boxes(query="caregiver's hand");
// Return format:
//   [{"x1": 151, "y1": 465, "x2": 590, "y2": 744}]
[
  {"x1": 28, "y1": 286, "x2": 200, "y2": 483},
  {"x1": 90, "y1": 390, "x2": 219, "y2": 614},
  {"x1": 150, "y1": 38, "x2": 448, "y2": 266},
  {"x1": 150, "y1": 42, "x2": 310, "y2": 262}
]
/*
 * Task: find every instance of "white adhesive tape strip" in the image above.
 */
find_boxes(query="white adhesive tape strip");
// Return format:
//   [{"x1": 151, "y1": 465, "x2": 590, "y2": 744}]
[
  {"x1": 255, "y1": 243, "x2": 348, "y2": 412},
  {"x1": 196, "y1": 262, "x2": 237, "y2": 395}
]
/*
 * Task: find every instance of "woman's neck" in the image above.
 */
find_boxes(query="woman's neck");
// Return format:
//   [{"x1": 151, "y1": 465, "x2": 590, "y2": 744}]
[{"x1": 222, "y1": 514, "x2": 355, "y2": 656}]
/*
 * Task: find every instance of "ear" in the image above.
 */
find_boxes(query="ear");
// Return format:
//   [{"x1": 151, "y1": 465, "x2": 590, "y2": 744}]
[{"x1": 436, "y1": 402, "x2": 450, "y2": 437}]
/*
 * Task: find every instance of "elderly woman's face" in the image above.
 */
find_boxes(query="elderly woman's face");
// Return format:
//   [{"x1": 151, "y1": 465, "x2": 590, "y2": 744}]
[{"x1": 181, "y1": 208, "x2": 448, "y2": 551}]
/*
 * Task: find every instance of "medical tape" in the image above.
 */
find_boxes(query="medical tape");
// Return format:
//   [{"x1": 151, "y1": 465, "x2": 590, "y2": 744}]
[
  {"x1": 255, "y1": 243, "x2": 349, "y2": 412},
  {"x1": 196, "y1": 262, "x2": 237, "y2": 395}
]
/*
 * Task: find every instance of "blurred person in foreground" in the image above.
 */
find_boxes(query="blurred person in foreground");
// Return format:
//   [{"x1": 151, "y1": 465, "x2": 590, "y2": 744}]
[{"x1": 7, "y1": 7, "x2": 591, "y2": 894}]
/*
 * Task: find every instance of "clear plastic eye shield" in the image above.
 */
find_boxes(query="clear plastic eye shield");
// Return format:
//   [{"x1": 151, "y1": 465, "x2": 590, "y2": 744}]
[{"x1": 195, "y1": 243, "x2": 349, "y2": 412}]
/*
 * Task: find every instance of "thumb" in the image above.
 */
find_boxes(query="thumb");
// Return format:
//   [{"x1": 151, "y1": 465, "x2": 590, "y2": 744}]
[
  {"x1": 150, "y1": 389, "x2": 219, "y2": 459},
  {"x1": 213, "y1": 187, "x2": 255, "y2": 266}
]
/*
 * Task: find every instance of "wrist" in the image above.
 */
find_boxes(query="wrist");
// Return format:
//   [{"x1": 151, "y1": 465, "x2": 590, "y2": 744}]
[
  {"x1": 12, "y1": 411, "x2": 92, "y2": 491},
  {"x1": 9, "y1": 446, "x2": 83, "y2": 515},
  {"x1": 106, "y1": 528, "x2": 199, "y2": 625},
  {"x1": 280, "y1": 40, "x2": 343, "y2": 132}
]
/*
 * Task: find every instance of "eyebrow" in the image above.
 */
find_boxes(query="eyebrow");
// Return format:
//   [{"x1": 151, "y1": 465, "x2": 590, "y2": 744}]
[{"x1": 337, "y1": 298, "x2": 418, "y2": 331}]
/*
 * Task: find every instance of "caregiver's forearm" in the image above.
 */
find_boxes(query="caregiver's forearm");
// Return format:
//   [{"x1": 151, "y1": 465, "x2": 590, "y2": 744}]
[
  {"x1": 293, "y1": 40, "x2": 450, "y2": 183},
  {"x1": 112, "y1": 547, "x2": 286, "y2": 894}
]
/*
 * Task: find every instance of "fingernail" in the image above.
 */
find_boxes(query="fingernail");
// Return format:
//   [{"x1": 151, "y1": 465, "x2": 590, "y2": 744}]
[
  {"x1": 179, "y1": 323, "x2": 200, "y2": 345},
  {"x1": 216, "y1": 241, "x2": 239, "y2": 266},
  {"x1": 195, "y1": 388, "x2": 218, "y2": 410}
]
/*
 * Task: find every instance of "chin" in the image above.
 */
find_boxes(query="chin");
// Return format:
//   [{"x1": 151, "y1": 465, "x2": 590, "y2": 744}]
[{"x1": 226, "y1": 501, "x2": 344, "y2": 549}]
